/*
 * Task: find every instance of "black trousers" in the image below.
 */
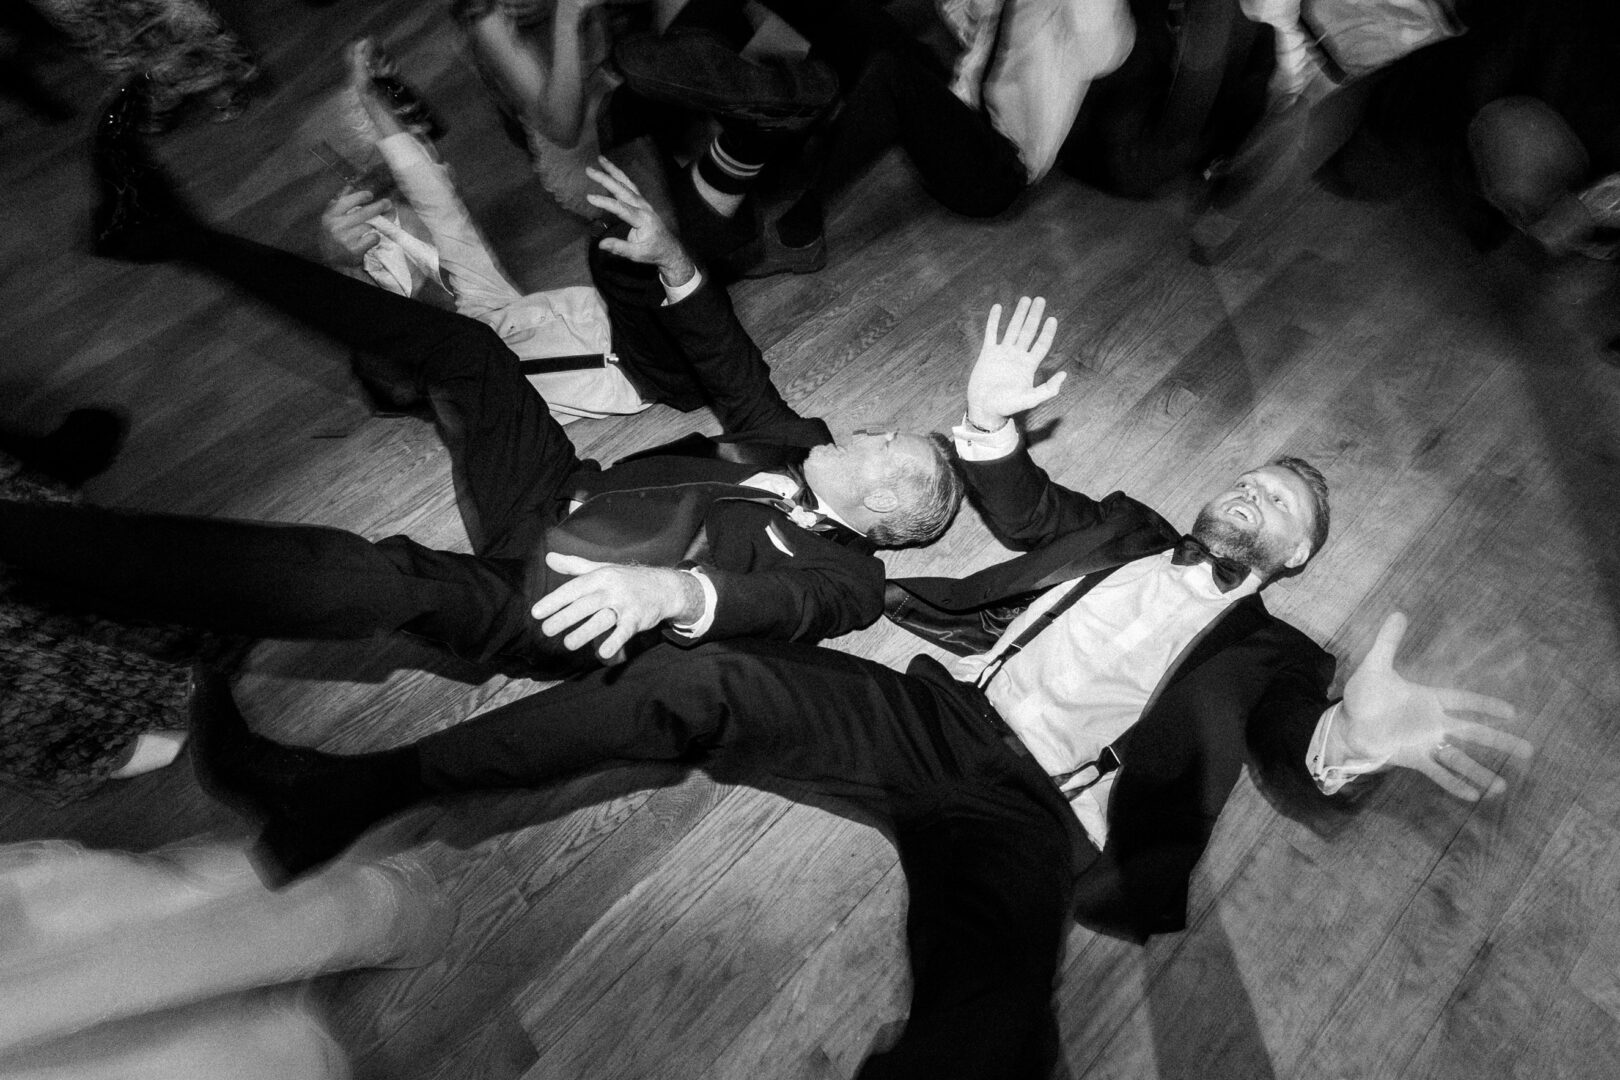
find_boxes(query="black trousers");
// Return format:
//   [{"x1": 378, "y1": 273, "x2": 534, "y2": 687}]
[
  {"x1": 673, "y1": 0, "x2": 1028, "y2": 217},
  {"x1": 0, "y1": 226, "x2": 789, "y2": 676},
  {"x1": 416, "y1": 641, "x2": 1099, "y2": 1080}
]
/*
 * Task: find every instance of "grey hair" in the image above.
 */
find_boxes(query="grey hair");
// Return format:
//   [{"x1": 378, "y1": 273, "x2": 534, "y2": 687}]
[{"x1": 868, "y1": 432, "x2": 964, "y2": 547}]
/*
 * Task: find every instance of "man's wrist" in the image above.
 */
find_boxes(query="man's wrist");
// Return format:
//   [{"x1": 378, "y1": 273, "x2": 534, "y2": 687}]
[
  {"x1": 658, "y1": 250, "x2": 697, "y2": 291},
  {"x1": 666, "y1": 567, "x2": 706, "y2": 624}
]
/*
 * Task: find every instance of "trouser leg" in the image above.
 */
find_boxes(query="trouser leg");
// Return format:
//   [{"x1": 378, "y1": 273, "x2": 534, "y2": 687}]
[
  {"x1": 171, "y1": 225, "x2": 581, "y2": 556},
  {"x1": 586, "y1": 239, "x2": 816, "y2": 437},
  {"x1": 417, "y1": 639, "x2": 972, "y2": 799},
  {"x1": 0, "y1": 500, "x2": 580, "y2": 675},
  {"x1": 858, "y1": 812, "x2": 1077, "y2": 1080},
  {"x1": 416, "y1": 641, "x2": 1083, "y2": 1077},
  {"x1": 818, "y1": 49, "x2": 1025, "y2": 218}
]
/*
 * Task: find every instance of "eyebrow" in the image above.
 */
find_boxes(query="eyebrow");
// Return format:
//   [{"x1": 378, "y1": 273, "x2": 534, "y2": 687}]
[{"x1": 1244, "y1": 473, "x2": 1298, "y2": 512}]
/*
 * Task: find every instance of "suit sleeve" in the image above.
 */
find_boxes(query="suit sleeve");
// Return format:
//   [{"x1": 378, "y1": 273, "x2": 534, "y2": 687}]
[
  {"x1": 1244, "y1": 631, "x2": 1363, "y2": 825},
  {"x1": 665, "y1": 503, "x2": 885, "y2": 645},
  {"x1": 658, "y1": 280, "x2": 830, "y2": 444},
  {"x1": 959, "y1": 434, "x2": 1114, "y2": 550}
]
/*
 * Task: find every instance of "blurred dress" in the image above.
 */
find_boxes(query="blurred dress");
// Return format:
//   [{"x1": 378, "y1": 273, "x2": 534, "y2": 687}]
[
  {"x1": 0, "y1": 840, "x2": 455, "y2": 1079},
  {"x1": 0, "y1": 454, "x2": 198, "y2": 805}
]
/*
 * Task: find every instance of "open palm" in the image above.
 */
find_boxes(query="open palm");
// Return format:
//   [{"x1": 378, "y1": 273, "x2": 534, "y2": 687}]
[
  {"x1": 1340, "y1": 612, "x2": 1532, "y2": 800},
  {"x1": 966, "y1": 296, "x2": 1064, "y2": 430}
]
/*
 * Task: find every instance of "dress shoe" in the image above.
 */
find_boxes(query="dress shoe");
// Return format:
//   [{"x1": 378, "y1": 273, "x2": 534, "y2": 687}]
[
  {"x1": 613, "y1": 29, "x2": 838, "y2": 132},
  {"x1": 91, "y1": 78, "x2": 193, "y2": 262},
  {"x1": 0, "y1": 408, "x2": 126, "y2": 488},
  {"x1": 716, "y1": 214, "x2": 826, "y2": 280},
  {"x1": 187, "y1": 666, "x2": 427, "y2": 887}
]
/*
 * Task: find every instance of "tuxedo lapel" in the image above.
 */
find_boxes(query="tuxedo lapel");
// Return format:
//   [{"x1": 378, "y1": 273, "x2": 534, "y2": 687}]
[{"x1": 1114, "y1": 595, "x2": 1268, "y2": 761}]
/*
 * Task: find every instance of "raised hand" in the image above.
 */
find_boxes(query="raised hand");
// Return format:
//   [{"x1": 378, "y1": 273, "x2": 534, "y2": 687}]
[
  {"x1": 318, "y1": 187, "x2": 390, "y2": 266},
  {"x1": 584, "y1": 157, "x2": 696, "y2": 287},
  {"x1": 965, "y1": 296, "x2": 1064, "y2": 432},
  {"x1": 1339, "y1": 612, "x2": 1532, "y2": 800},
  {"x1": 530, "y1": 552, "x2": 705, "y2": 662}
]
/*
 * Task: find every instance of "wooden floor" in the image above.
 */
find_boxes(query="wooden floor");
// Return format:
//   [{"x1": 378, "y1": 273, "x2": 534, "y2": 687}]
[{"x1": 5, "y1": 2, "x2": 1620, "y2": 1078}]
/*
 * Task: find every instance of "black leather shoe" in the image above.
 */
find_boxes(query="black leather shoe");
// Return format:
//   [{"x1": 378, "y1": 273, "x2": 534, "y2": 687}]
[
  {"x1": 715, "y1": 215, "x2": 826, "y2": 280},
  {"x1": 613, "y1": 29, "x2": 838, "y2": 132},
  {"x1": 3, "y1": 408, "x2": 127, "y2": 487},
  {"x1": 91, "y1": 78, "x2": 191, "y2": 261},
  {"x1": 187, "y1": 666, "x2": 424, "y2": 887}
]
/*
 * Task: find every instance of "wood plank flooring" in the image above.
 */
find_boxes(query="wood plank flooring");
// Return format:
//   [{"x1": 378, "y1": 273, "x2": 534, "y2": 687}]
[{"x1": 4, "y1": 2, "x2": 1620, "y2": 1077}]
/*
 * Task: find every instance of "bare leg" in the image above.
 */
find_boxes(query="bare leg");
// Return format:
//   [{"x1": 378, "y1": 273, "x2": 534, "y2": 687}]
[{"x1": 0, "y1": 844, "x2": 453, "y2": 1055}]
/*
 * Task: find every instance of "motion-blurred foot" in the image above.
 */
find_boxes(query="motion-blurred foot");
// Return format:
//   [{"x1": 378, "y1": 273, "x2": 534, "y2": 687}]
[{"x1": 187, "y1": 665, "x2": 427, "y2": 887}]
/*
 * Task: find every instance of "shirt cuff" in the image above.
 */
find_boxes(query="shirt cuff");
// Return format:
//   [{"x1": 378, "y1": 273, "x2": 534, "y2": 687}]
[
  {"x1": 951, "y1": 414, "x2": 1019, "y2": 461},
  {"x1": 661, "y1": 268, "x2": 703, "y2": 307},
  {"x1": 1306, "y1": 702, "x2": 1391, "y2": 795},
  {"x1": 668, "y1": 566, "x2": 718, "y2": 638}
]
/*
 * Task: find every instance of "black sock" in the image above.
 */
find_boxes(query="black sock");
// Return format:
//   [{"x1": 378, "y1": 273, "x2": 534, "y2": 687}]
[{"x1": 696, "y1": 127, "x2": 770, "y2": 195}]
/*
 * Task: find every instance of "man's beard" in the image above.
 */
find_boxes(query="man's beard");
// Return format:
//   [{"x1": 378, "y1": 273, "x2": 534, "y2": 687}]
[{"x1": 1190, "y1": 507, "x2": 1290, "y2": 578}]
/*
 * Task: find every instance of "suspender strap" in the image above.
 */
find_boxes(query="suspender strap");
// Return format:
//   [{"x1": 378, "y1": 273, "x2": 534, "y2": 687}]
[{"x1": 974, "y1": 564, "x2": 1122, "y2": 689}]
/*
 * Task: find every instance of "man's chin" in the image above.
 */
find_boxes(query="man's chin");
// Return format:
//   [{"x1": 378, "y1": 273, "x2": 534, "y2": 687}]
[{"x1": 1190, "y1": 515, "x2": 1275, "y2": 576}]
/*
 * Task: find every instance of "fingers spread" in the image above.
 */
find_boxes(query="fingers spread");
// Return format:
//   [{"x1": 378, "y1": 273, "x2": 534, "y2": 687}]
[
  {"x1": 594, "y1": 156, "x2": 641, "y2": 198},
  {"x1": 1033, "y1": 315, "x2": 1058, "y2": 359},
  {"x1": 1418, "y1": 755, "x2": 1487, "y2": 801},
  {"x1": 1437, "y1": 687, "x2": 1519, "y2": 723},
  {"x1": 1434, "y1": 744, "x2": 1507, "y2": 799},
  {"x1": 1450, "y1": 718, "x2": 1535, "y2": 759},
  {"x1": 1034, "y1": 369, "x2": 1067, "y2": 402},
  {"x1": 1016, "y1": 297, "x2": 1046, "y2": 350},
  {"x1": 1364, "y1": 611, "x2": 1410, "y2": 674},
  {"x1": 585, "y1": 192, "x2": 636, "y2": 224},
  {"x1": 1006, "y1": 296, "x2": 1032, "y2": 343}
]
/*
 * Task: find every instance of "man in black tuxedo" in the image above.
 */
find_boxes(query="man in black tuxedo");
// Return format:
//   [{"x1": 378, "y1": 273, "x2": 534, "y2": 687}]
[
  {"x1": 192, "y1": 300, "x2": 1530, "y2": 1077},
  {"x1": 0, "y1": 95, "x2": 962, "y2": 681}
]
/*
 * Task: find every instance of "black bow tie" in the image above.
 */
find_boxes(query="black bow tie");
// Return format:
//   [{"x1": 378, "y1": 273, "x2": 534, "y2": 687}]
[
  {"x1": 1170, "y1": 535, "x2": 1250, "y2": 593},
  {"x1": 780, "y1": 464, "x2": 820, "y2": 513}
]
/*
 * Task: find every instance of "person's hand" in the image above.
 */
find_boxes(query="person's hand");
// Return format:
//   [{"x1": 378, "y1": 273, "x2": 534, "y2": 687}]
[
  {"x1": 584, "y1": 157, "x2": 695, "y2": 287},
  {"x1": 530, "y1": 553, "x2": 705, "y2": 662},
  {"x1": 318, "y1": 187, "x2": 390, "y2": 266},
  {"x1": 965, "y1": 296, "x2": 1064, "y2": 432},
  {"x1": 1339, "y1": 612, "x2": 1532, "y2": 800}
]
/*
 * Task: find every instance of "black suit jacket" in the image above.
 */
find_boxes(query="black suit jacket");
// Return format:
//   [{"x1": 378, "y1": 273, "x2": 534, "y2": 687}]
[
  {"x1": 887, "y1": 438, "x2": 1340, "y2": 940},
  {"x1": 548, "y1": 429, "x2": 885, "y2": 648}
]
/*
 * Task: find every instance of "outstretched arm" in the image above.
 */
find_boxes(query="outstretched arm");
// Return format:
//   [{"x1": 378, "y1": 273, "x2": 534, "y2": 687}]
[
  {"x1": 952, "y1": 297, "x2": 1160, "y2": 549},
  {"x1": 585, "y1": 157, "x2": 697, "y2": 289},
  {"x1": 1329, "y1": 612, "x2": 1533, "y2": 800}
]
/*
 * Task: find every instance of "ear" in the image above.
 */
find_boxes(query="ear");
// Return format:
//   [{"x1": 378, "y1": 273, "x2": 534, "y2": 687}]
[
  {"x1": 1283, "y1": 540, "x2": 1311, "y2": 570},
  {"x1": 862, "y1": 488, "x2": 900, "y2": 515}
]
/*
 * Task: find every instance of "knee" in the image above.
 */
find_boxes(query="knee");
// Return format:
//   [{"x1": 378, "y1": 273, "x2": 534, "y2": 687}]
[{"x1": 1468, "y1": 96, "x2": 1590, "y2": 226}]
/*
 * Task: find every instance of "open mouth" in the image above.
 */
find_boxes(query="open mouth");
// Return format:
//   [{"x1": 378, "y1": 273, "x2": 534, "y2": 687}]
[{"x1": 1225, "y1": 502, "x2": 1257, "y2": 525}]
